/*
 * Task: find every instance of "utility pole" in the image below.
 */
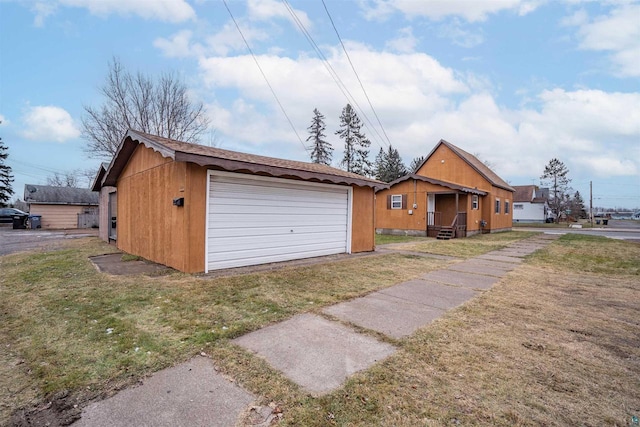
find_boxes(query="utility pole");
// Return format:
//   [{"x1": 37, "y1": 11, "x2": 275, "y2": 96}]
[{"x1": 590, "y1": 180, "x2": 593, "y2": 227}]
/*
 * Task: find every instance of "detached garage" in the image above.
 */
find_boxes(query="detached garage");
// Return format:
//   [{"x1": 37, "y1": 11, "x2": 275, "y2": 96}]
[{"x1": 97, "y1": 130, "x2": 381, "y2": 273}]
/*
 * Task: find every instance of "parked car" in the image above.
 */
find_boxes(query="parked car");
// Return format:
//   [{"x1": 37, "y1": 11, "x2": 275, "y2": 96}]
[{"x1": 0, "y1": 208, "x2": 29, "y2": 225}]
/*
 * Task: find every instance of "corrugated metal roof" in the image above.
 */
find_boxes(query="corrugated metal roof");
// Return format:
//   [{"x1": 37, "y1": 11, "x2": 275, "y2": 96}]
[
  {"x1": 24, "y1": 184, "x2": 99, "y2": 205},
  {"x1": 102, "y1": 130, "x2": 385, "y2": 189}
]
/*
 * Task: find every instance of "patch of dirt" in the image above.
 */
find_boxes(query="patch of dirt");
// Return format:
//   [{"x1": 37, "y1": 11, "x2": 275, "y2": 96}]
[{"x1": 9, "y1": 391, "x2": 83, "y2": 427}]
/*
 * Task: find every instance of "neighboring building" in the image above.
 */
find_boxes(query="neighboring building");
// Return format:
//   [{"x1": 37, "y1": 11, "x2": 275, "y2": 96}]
[
  {"x1": 512, "y1": 185, "x2": 550, "y2": 223},
  {"x1": 91, "y1": 163, "x2": 117, "y2": 242},
  {"x1": 24, "y1": 184, "x2": 99, "y2": 229},
  {"x1": 93, "y1": 129, "x2": 381, "y2": 273},
  {"x1": 376, "y1": 139, "x2": 515, "y2": 238}
]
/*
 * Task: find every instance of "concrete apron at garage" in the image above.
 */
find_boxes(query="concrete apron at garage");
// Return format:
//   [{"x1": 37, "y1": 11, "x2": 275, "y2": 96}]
[{"x1": 234, "y1": 234, "x2": 560, "y2": 396}]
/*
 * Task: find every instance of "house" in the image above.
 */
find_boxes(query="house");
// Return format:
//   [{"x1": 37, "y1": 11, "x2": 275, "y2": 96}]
[
  {"x1": 91, "y1": 162, "x2": 117, "y2": 242},
  {"x1": 512, "y1": 185, "x2": 550, "y2": 223},
  {"x1": 24, "y1": 184, "x2": 99, "y2": 229},
  {"x1": 93, "y1": 129, "x2": 382, "y2": 273},
  {"x1": 375, "y1": 139, "x2": 515, "y2": 238}
]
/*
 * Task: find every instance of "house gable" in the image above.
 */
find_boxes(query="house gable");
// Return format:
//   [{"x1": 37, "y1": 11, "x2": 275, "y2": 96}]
[{"x1": 416, "y1": 143, "x2": 493, "y2": 192}]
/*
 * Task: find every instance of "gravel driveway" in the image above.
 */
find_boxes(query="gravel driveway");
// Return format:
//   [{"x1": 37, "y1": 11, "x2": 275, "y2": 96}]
[{"x1": 0, "y1": 227, "x2": 98, "y2": 256}]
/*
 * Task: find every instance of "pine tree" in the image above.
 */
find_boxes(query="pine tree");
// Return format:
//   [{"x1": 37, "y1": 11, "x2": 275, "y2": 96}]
[
  {"x1": 410, "y1": 156, "x2": 425, "y2": 172},
  {"x1": 306, "y1": 109, "x2": 333, "y2": 165},
  {"x1": 374, "y1": 145, "x2": 407, "y2": 182},
  {"x1": 570, "y1": 190, "x2": 586, "y2": 218},
  {"x1": 540, "y1": 158, "x2": 571, "y2": 223},
  {"x1": 0, "y1": 129, "x2": 14, "y2": 207},
  {"x1": 336, "y1": 104, "x2": 372, "y2": 176}
]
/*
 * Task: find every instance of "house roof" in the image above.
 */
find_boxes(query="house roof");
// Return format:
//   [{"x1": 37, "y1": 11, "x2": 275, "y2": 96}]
[
  {"x1": 513, "y1": 185, "x2": 548, "y2": 203},
  {"x1": 24, "y1": 184, "x2": 99, "y2": 205},
  {"x1": 91, "y1": 162, "x2": 110, "y2": 192},
  {"x1": 102, "y1": 130, "x2": 385, "y2": 189},
  {"x1": 416, "y1": 139, "x2": 515, "y2": 192},
  {"x1": 380, "y1": 174, "x2": 487, "y2": 195},
  {"x1": 513, "y1": 185, "x2": 536, "y2": 202}
]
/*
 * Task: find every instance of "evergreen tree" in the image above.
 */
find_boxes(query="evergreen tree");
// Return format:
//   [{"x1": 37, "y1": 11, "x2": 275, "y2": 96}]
[
  {"x1": 306, "y1": 108, "x2": 333, "y2": 165},
  {"x1": 336, "y1": 104, "x2": 372, "y2": 176},
  {"x1": 375, "y1": 145, "x2": 407, "y2": 182},
  {"x1": 540, "y1": 158, "x2": 571, "y2": 223},
  {"x1": 570, "y1": 190, "x2": 586, "y2": 218},
  {"x1": 410, "y1": 156, "x2": 425, "y2": 172},
  {"x1": 0, "y1": 128, "x2": 14, "y2": 207}
]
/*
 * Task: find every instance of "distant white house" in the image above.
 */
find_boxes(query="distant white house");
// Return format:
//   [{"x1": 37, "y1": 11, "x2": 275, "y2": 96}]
[{"x1": 512, "y1": 185, "x2": 551, "y2": 223}]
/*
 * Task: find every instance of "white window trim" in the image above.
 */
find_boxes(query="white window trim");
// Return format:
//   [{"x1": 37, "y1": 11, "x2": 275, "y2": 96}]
[
  {"x1": 391, "y1": 194, "x2": 402, "y2": 209},
  {"x1": 495, "y1": 198, "x2": 501, "y2": 214},
  {"x1": 505, "y1": 200, "x2": 510, "y2": 214},
  {"x1": 472, "y1": 195, "x2": 479, "y2": 210}
]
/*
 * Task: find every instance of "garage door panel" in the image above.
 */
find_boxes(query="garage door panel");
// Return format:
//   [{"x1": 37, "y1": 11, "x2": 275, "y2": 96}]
[
  {"x1": 208, "y1": 231, "x2": 346, "y2": 249},
  {"x1": 209, "y1": 241, "x2": 347, "y2": 265},
  {"x1": 207, "y1": 173, "x2": 350, "y2": 271},
  {"x1": 207, "y1": 224, "x2": 347, "y2": 238},
  {"x1": 209, "y1": 204, "x2": 347, "y2": 216}
]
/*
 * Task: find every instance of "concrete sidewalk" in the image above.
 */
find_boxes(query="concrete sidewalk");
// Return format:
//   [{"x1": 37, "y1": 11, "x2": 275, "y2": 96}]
[{"x1": 72, "y1": 234, "x2": 559, "y2": 426}]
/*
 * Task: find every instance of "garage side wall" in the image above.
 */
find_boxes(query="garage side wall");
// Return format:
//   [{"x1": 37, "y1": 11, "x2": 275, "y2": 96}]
[
  {"x1": 30, "y1": 204, "x2": 84, "y2": 229},
  {"x1": 117, "y1": 146, "x2": 205, "y2": 273},
  {"x1": 351, "y1": 185, "x2": 375, "y2": 252}
]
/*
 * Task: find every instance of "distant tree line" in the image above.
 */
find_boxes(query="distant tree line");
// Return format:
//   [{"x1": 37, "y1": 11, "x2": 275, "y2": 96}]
[{"x1": 306, "y1": 105, "x2": 424, "y2": 183}]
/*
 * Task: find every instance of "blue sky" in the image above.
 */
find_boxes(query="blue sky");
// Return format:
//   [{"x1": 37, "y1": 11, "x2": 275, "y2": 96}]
[{"x1": 1, "y1": 0, "x2": 639, "y2": 208}]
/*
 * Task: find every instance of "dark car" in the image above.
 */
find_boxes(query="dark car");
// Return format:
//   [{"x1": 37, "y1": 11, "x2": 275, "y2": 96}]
[{"x1": 0, "y1": 208, "x2": 29, "y2": 225}]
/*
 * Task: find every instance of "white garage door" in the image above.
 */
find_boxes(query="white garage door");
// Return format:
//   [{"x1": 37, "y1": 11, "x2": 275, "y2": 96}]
[{"x1": 206, "y1": 172, "x2": 351, "y2": 271}]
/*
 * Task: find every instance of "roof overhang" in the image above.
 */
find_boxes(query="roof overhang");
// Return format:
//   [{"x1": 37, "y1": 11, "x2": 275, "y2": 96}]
[
  {"x1": 102, "y1": 130, "x2": 384, "y2": 189},
  {"x1": 378, "y1": 174, "x2": 487, "y2": 196}
]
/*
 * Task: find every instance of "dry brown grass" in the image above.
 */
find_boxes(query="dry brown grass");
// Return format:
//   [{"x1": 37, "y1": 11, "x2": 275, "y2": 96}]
[
  {"x1": 2, "y1": 234, "x2": 638, "y2": 426},
  {"x1": 0, "y1": 238, "x2": 445, "y2": 424},
  {"x1": 222, "y1": 235, "x2": 640, "y2": 426}
]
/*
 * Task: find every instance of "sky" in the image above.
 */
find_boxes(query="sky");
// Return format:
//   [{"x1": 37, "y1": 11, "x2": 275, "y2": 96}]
[{"x1": 1, "y1": 0, "x2": 639, "y2": 209}]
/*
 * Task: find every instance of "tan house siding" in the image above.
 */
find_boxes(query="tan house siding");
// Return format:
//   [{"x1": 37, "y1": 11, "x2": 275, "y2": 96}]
[
  {"x1": 97, "y1": 186, "x2": 116, "y2": 241},
  {"x1": 416, "y1": 144, "x2": 492, "y2": 193},
  {"x1": 351, "y1": 186, "x2": 375, "y2": 253},
  {"x1": 114, "y1": 144, "x2": 375, "y2": 273},
  {"x1": 30, "y1": 204, "x2": 84, "y2": 229}
]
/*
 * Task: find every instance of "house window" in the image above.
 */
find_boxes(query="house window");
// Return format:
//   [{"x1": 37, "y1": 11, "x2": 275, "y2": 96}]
[
  {"x1": 505, "y1": 201, "x2": 510, "y2": 214},
  {"x1": 514, "y1": 204, "x2": 524, "y2": 210},
  {"x1": 472, "y1": 195, "x2": 479, "y2": 210},
  {"x1": 495, "y1": 199, "x2": 500, "y2": 214},
  {"x1": 391, "y1": 195, "x2": 403, "y2": 209}
]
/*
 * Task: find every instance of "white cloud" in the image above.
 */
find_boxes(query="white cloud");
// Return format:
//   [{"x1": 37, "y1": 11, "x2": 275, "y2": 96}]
[
  {"x1": 154, "y1": 30, "x2": 205, "y2": 58},
  {"x1": 205, "y1": 21, "x2": 270, "y2": 56},
  {"x1": 21, "y1": 106, "x2": 80, "y2": 142},
  {"x1": 247, "y1": 0, "x2": 312, "y2": 29},
  {"x1": 31, "y1": 2, "x2": 57, "y2": 27},
  {"x1": 385, "y1": 26, "x2": 418, "y2": 53},
  {"x1": 360, "y1": 0, "x2": 542, "y2": 22},
  {"x1": 0, "y1": 114, "x2": 8, "y2": 126},
  {"x1": 567, "y1": 3, "x2": 640, "y2": 77},
  {"x1": 33, "y1": 0, "x2": 195, "y2": 25},
  {"x1": 438, "y1": 19, "x2": 485, "y2": 48}
]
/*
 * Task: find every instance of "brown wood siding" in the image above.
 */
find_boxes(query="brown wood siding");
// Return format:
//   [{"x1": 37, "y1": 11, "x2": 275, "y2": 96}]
[
  {"x1": 487, "y1": 186, "x2": 513, "y2": 231},
  {"x1": 116, "y1": 146, "x2": 197, "y2": 272},
  {"x1": 184, "y1": 163, "x2": 207, "y2": 272},
  {"x1": 29, "y1": 204, "x2": 85, "y2": 229},
  {"x1": 351, "y1": 186, "x2": 375, "y2": 252},
  {"x1": 416, "y1": 144, "x2": 492, "y2": 192}
]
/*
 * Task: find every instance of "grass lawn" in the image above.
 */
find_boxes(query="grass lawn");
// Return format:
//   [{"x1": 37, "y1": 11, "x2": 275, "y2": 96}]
[
  {"x1": 1, "y1": 233, "x2": 639, "y2": 426},
  {"x1": 390, "y1": 230, "x2": 539, "y2": 258}
]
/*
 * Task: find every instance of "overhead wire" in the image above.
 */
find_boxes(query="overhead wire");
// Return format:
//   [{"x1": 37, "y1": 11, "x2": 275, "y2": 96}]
[
  {"x1": 222, "y1": 0, "x2": 309, "y2": 152},
  {"x1": 281, "y1": 0, "x2": 388, "y2": 150},
  {"x1": 321, "y1": 0, "x2": 393, "y2": 147}
]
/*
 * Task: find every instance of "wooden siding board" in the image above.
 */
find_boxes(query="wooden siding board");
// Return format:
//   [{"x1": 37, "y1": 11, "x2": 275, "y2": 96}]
[
  {"x1": 351, "y1": 186, "x2": 375, "y2": 253},
  {"x1": 29, "y1": 204, "x2": 83, "y2": 229}
]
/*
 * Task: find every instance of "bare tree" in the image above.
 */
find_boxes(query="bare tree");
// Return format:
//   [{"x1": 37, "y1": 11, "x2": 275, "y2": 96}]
[
  {"x1": 47, "y1": 172, "x2": 80, "y2": 187},
  {"x1": 82, "y1": 57, "x2": 210, "y2": 159}
]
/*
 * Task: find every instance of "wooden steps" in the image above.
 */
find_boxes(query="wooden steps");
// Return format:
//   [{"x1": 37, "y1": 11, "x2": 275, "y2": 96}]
[{"x1": 436, "y1": 227, "x2": 454, "y2": 240}]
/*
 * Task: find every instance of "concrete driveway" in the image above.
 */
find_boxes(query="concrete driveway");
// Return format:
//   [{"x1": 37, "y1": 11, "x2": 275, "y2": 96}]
[{"x1": 0, "y1": 227, "x2": 98, "y2": 256}]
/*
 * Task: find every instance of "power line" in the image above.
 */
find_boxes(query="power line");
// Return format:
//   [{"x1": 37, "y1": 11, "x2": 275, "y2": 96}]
[
  {"x1": 222, "y1": 0, "x2": 308, "y2": 153},
  {"x1": 281, "y1": 0, "x2": 388, "y2": 149},
  {"x1": 321, "y1": 0, "x2": 392, "y2": 147}
]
